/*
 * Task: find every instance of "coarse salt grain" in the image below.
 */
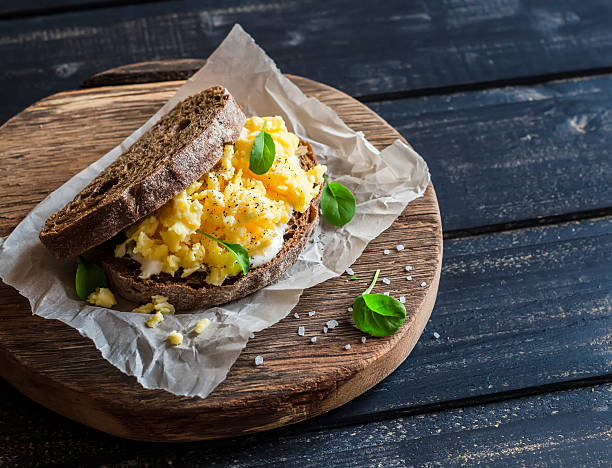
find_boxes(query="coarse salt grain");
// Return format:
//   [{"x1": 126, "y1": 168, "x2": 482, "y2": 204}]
[
  {"x1": 383, "y1": 249, "x2": 390, "y2": 255},
  {"x1": 421, "y1": 282, "x2": 427, "y2": 287},
  {"x1": 308, "y1": 311, "x2": 316, "y2": 317},
  {"x1": 249, "y1": 332, "x2": 255, "y2": 339},
  {"x1": 396, "y1": 244, "x2": 404, "y2": 251},
  {"x1": 326, "y1": 320, "x2": 338, "y2": 329},
  {"x1": 382, "y1": 277, "x2": 390, "y2": 285},
  {"x1": 323, "y1": 326, "x2": 328, "y2": 333},
  {"x1": 294, "y1": 312, "x2": 299, "y2": 319},
  {"x1": 298, "y1": 326, "x2": 305, "y2": 336},
  {"x1": 361, "y1": 336, "x2": 367, "y2": 343},
  {"x1": 311, "y1": 336, "x2": 317, "y2": 343},
  {"x1": 405, "y1": 265, "x2": 413, "y2": 272},
  {"x1": 406, "y1": 275, "x2": 413, "y2": 281},
  {"x1": 347, "y1": 306, "x2": 353, "y2": 312},
  {"x1": 345, "y1": 267, "x2": 355, "y2": 276},
  {"x1": 399, "y1": 296, "x2": 406, "y2": 304},
  {"x1": 344, "y1": 344, "x2": 351, "y2": 350},
  {"x1": 255, "y1": 355, "x2": 264, "y2": 366},
  {"x1": 433, "y1": 332, "x2": 440, "y2": 339},
  {"x1": 383, "y1": 292, "x2": 390, "y2": 296}
]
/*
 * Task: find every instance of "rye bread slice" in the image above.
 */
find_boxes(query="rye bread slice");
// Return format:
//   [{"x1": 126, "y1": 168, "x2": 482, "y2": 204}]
[
  {"x1": 40, "y1": 86, "x2": 246, "y2": 259},
  {"x1": 93, "y1": 140, "x2": 321, "y2": 311}
]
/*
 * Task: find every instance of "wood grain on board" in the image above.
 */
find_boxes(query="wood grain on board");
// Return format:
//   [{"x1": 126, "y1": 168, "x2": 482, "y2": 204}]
[
  {"x1": 4, "y1": 0, "x2": 612, "y2": 124},
  {"x1": 0, "y1": 76, "x2": 442, "y2": 441}
]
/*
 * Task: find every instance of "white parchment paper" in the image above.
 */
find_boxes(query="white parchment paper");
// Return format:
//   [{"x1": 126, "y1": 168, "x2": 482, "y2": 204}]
[{"x1": 0, "y1": 25, "x2": 430, "y2": 398}]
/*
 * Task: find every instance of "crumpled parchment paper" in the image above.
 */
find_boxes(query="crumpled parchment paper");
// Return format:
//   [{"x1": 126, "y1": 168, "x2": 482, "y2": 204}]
[{"x1": 0, "y1": 24, "x2": 430, "y2": 398}]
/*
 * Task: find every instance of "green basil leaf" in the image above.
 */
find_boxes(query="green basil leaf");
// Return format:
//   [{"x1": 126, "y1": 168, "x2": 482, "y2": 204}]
[
  {"x1": 352, "y1": 269, "x2": 406, "y2": 336},
  {"x1": 249, "y1": 122, "x2": 276, "y2": 175},
  {"x1": 321, "y1": 178, "x2": 356, "y2": 226},
  {"x1": 201, "y1": 232, "x2": 250, "y2": 275},
  {"x1": 75, "y1": 257, "x2": 108, "y2": 301},
  {"x1": 352, "y1": 294, "x2": 406, "y2": 337}
]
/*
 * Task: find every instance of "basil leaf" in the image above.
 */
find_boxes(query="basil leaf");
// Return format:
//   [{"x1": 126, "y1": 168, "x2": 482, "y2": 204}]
[
  {"x1": 321, "y1": 177, "x2": 356, "y2": 226},
  {"x1": 202, "y1": 232, "x2": 250, "y2": 275},
  {"x1": 75, "y1": 257, "x2": 108, "y2": 301},
  {"x1": 352, "y1": 294, "x2": 406, "y2": 337},
  {"x1": 249, "y1": 121, "x2": 276, "y2": 175},
  {"x1": 351, "y1": 269, "x2": 406, "y2": 336}
]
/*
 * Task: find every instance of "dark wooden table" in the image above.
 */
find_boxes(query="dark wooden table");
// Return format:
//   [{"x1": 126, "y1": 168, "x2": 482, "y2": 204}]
[{"x1": 1, "y1": 1, "x2": 611, "y2": 466}]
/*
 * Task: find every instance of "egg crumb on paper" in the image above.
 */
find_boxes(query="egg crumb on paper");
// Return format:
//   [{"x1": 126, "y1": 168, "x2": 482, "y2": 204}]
[{"x1": 87, "y1": 287, "x2": 117, "y2": 308}]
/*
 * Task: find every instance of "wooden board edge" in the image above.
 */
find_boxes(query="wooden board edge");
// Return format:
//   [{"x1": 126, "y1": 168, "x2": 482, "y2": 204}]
[
  {"x1": 0, "y1": 73, "x2": 443, "y2": 441},
  {"x1": 80, "y1": 59, "x2": 206, "y2": 88}
]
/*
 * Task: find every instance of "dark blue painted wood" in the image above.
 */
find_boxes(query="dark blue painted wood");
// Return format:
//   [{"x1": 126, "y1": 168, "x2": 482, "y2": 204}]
[
  {"x1": 311, "y1": 216, "x2": 612, "y2": 426},
  {"x1": 3, "y1": 0, "x2": 612, "y2": 125},
  {"x1": 1, "y1": 375, "x2": 609, "y2": 466},
  {"x1": 371, "y1": 75, "x2": 612, "y2": 231}
]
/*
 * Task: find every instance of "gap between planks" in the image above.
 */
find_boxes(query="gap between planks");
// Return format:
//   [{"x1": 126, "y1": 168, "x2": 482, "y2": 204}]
[
  {"x1": 444, "y1": 209, "x2": 612, "y2": 240},
  {"x1": 0, "y1": 0, "x2": 172, "y2": 21},
  {"x1": 300, "y1": 374, "x2": 612, "y2": 436}
]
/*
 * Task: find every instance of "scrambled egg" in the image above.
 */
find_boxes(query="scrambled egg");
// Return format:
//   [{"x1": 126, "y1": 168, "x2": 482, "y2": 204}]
[
  {"x1": 194, "y1": 318, "x2": 210, "y2": 334},
  {"x1": 116, "y1": 116, "x2": 326, "y2": 286},
  {"x1": 132, "y1": 295, "x2": 175, "y2": 315},
  {"x1": 146, "y1": 311, "x2": 164, "y2": 328},
  {"x1": 87, "y1": 287, "x2": 117, "y2": 308},
  {"x1": 167, "y1": 331, "x2": 183, "y2": 346}
]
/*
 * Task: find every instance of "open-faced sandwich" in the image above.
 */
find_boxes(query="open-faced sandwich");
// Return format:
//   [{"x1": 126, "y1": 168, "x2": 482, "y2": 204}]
[{"x1": 39, "y1": 86, "x2": 326, "y2": 310}]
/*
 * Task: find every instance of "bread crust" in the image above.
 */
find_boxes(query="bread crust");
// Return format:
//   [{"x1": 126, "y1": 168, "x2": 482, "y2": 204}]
[
  {"x1": 40, "y1": 86, "x2": 246, "y2": 259},
  {"x1": 94, "y1": 140, "x2": 321, "y2": 310}
]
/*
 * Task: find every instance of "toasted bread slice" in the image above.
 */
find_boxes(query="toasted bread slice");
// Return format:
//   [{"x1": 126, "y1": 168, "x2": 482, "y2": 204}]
[
  {"x1": 93, "y1": 141, "x2": 321, "y2": 310},
  {"x1": 40, "y1": 86, "x2": 246, "y2": 259}
]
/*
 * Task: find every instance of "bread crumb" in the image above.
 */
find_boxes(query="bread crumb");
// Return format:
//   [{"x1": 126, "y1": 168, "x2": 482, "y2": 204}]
[{"x1": 146, "y1": 311, "x2": 164, "y2": 328}]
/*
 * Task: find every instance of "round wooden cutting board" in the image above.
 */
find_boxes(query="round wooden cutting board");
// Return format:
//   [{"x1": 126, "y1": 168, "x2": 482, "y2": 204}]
[{"x1": 0, "y1": 64, "x2": 442, "y2": 442}]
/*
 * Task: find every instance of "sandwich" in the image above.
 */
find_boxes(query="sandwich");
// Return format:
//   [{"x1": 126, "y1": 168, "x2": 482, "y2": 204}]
[{"x1": 40, "y1": 86, "x2": 326, "y2": 310}]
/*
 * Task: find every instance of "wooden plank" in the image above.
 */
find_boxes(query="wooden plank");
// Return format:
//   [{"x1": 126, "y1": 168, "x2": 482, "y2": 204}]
[
  {"x1": 4, "y1": 0, "x2": 612, "y2": 124},
  {"x1": 1, "y1": 377, "x2": 609, "y2": 466},
  {"x1": 370, "y1": 74, "x2": 612, "y2": 231}
]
